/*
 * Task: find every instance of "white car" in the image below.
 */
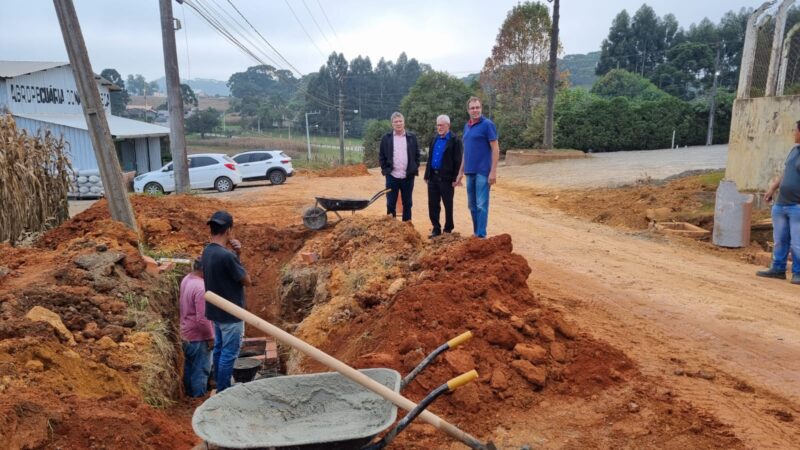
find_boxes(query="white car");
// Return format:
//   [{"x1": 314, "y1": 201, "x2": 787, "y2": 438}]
[
  {"x1": 133, "y1": 153, "x2": 243, "y2": 194},
  {"x1": 232, "y1": 150, "x2": 294, "y2": 185}
]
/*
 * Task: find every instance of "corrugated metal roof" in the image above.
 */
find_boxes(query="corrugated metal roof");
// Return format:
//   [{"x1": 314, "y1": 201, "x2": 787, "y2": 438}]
[
  {"x1": 0, "y1": 61, "x2": 120, "y2": 90},
  {"x1": 13, "y1": 113, "x2": 170, "y2": 138},
  {"x1": 0, "y1": 61, "x2": 69, "y2": 78}
]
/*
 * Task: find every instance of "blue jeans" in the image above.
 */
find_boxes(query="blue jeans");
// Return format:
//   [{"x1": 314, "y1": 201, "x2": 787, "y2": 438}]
[
  {"x1": 182, "y1": 340, "x2": 212, "y2": 397},
  {"x1": 771, "y1": 203, "x2": 800, "y2": 274},
  {"x1": 385, "y1": 175, "x2": 415, "y2": 221},
  {"x1": 212, "y1": 321, "x2": 244, "y2": 393},
  {"x1": 466, "y1": 174, "x2": 490, "y2": 238}
]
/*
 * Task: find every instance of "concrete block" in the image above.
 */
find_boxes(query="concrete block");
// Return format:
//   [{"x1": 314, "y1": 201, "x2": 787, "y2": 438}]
[{"x1": 713, "y1": 180, "x2": 754, "y2": 248}]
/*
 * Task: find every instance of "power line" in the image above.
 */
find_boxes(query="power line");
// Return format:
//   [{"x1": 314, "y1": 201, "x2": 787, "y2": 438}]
[
  {"x1": 201, "y1": 0, "x2": 284, "y2": 69},
  {"x1": 316, "y1": 0, "x2": 340, "y2": 45},
  {"x1": 283, "y1": 0, "x2": 327, "y2": 59},
  {"x1": 301, "y1": 0, "x2": 335, "y2": 52},
  {"x1": 226, "y1": 0, "x2": 305, "y2": 77},
  {"x1": 180, "y1": 3, "x2": 191, "y2": 80}
]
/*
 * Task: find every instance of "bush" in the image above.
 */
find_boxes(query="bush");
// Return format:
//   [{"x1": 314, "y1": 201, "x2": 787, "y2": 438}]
[{"x1": 362, "y1": 119, "x2": 390, "y2": 168}]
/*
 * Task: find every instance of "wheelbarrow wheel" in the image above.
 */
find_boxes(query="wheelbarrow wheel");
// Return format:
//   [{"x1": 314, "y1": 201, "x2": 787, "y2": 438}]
[{"x1": 303, "y1": 206, "x2": 328, "y2": 230}]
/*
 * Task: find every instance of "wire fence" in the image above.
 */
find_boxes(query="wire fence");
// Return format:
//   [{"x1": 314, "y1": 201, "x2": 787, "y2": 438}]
[{"x1": 750, "y1": 17, "x2": 775, "y2": 98}]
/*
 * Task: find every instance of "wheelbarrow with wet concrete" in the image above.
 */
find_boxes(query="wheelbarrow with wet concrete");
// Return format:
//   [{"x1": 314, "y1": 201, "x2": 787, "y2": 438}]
[
  {"x1": 196, "y1": 292, "x2": 504, "y2": 450},
  {"x1": 302, "y1": 188, "x2": 391, "y2": 230}
]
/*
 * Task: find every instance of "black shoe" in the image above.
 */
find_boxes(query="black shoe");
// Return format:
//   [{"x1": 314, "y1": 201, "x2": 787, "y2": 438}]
[
  {"x1": 756, "y1": 268, "x2": 786, "y2": 280},
  {"x1": 792, "y1": 273, "x2": 800, "y2": 285},
  {"x1": 428, "y1": 230, "x2": 441, "y2": 239}
]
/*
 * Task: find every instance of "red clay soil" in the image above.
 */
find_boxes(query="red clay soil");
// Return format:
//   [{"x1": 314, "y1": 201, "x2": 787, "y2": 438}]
[
  {"x1": 0, "y1": 388, "x2": 196, "y2": 449},
  {"x1": 288, "y1": 221, "x2": 743, "y2": 449},
  {"x1": 297, "y1": 163, "x2": 371, "y2": 178}
]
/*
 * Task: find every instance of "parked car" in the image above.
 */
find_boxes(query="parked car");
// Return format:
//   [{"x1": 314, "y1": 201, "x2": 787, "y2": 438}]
[
  {"x1": 133, "y1": 153, "x2": 243, "y2": 194},
  {"x1": 231, "y1": 150, "x2": 294, "y2": 185}
]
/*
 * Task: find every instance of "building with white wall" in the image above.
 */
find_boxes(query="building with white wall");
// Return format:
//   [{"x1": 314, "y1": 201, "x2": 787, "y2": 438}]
[{"x1": 0, "y1": 61, "x2": 169, "y2": 175}]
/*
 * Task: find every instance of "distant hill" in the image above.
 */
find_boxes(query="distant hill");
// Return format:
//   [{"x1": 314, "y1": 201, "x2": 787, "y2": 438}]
[
  {"x1": 154, "y1": 77, "x2": 230, "y2": 97},
  {"x1": 560, "y1": 52, "x2": 600, "y2": 88},
  {"x1": 458, "y1": 52, "x2": 600, "y2": 90}
]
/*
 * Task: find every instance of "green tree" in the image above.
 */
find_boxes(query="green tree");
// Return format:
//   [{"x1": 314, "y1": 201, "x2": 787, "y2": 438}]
[
  {"x1": 362, "y1": 119, "x2": 390, "y2": 167},
  {"x1": 186, "y1": 108, "x2": 221, "y2": 138},
  {"x1": 100, "y1": 68, "x2": 130, "y2": 116},
  {"x1": 399, "y1": 72, "x2": 473, "y2": 146},
  {"x1": 591, "y1": 69, "x2": 668, "y2": 100},
  {"x1": 481, "y1": 1, "x2": 554, "y2": 149},
  {"x1": 181, "y1": 83, "x2": 198, "y2": 108}
]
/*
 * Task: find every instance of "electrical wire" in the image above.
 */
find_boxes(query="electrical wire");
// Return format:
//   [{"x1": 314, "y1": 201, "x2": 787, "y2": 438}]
[
  {"x1": 316, "y1": 0, "x2": 340, "y2": 44},
  {"x1": 181, "y1": 3, "x2": 192, "y2": 80},
  {"x1": 226, "y1": 0, "x2": 305, "y2": 77},
  {"x1": 283, "y1": 0, "x2": 327, "y2": 59},
  {"x1": 301, "y1": 0, "x2": 335, "y2": 52}
]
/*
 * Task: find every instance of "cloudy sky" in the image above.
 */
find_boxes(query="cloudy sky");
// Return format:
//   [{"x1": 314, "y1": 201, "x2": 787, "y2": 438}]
[{"x1": 1, "y1": 0, "x2": 756, "y2": 82}]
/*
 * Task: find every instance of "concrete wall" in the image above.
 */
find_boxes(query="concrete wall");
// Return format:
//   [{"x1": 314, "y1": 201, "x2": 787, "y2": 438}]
[{"x1": 726, "y1": 95, "x2": 800, "y2": 190}]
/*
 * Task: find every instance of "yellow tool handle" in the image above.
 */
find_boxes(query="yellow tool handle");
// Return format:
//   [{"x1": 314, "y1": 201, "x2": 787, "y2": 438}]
[
  {"x1": 446, "y1": 331, "x2": 473, "y2": 349},
  {"x1": 447, "y1": 370, "x2": 479, "y2": 391}
]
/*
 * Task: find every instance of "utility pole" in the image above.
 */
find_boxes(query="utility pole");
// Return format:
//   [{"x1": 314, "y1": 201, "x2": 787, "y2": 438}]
[
  {"x1": 707, "y1": 43, "x2": 722, "y2": 146},
  {"x1": 544, "y1": 0, "x2": 560, "y2": 149},
  {"x1": 338, "y1": 87, "x2": 345, "y2": 165},
  {"x1": 160, "y1": 0, "x2": 189, "y2": 193},
  {"x1": 53, "y1": 0, "x2": 138, "y2": 234},
  {"x1": 305, "y1": 111, "x2": 319, "y2": 161}
]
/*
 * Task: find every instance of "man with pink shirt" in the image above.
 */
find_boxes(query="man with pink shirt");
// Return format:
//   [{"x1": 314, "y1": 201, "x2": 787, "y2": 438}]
[
  {"x1": 379, "y1": 112, "x2": 421, "y2": 221},
  {"x1": 179, "y1": 257, "x2": 214, "y2": 397}
]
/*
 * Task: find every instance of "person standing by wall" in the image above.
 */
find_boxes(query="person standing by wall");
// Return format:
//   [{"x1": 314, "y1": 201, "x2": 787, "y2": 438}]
[
  {"x1": 202, "y1": 210, "x2": 253, "y2": 393},
  {"x1": 424, "y1": 114, "x2": 463, "y2": 238},
  {"x1": 379, "y1": 112, "x2": 420, "y2": 221},
  {"x1": 756, "y1": 120, "x2": 800, "y2": 285},
  {"x1": 179, "y1": 257, "x2": 214, "y2": 397},
  {"x1": 455, "y1": 97, "x2": 500, "y2": 238}
]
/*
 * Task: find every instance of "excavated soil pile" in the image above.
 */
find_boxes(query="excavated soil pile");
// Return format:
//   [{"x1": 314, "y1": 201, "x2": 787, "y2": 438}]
[
  {"x1": 0, "y1": 198, "x2": 217, "y2": 449},
  {"x1": 297, "y1": 163, "x2": 371, "y2": 178},
  {"x1": 281, "y1": 217, "x2": 742, "y2": 449}
]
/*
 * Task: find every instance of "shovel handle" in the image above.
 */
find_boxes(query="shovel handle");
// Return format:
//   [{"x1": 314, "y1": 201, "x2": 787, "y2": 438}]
[{"x1": 203, "y1": 291, "x2": 486, "y2": 449}]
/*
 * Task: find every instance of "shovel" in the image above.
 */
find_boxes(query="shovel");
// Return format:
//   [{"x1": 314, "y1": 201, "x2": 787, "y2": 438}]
[{"x1": 204, "y1": 291, "x2": 497, "y2": 450}]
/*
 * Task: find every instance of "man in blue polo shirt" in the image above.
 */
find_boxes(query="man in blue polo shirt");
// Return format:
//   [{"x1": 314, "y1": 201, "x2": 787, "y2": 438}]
[
  {"x1": 455, "y1": 97, "x2": 500, "y2": 238},
  {"x1": 756, "y1": 120, "x2": 800, "y2": 285}
]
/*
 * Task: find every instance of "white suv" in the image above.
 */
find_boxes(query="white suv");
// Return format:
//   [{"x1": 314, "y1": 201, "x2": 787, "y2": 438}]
[
  {"x1": 133, "y1": 153, "x2": 243, "y2": 194},
  {"x1": 232, "y1": 150, "x2": 294, "y2": 185}
]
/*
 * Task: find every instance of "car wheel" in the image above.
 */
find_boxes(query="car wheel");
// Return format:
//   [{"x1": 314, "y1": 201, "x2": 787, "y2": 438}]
[
  {"x1": 268, "y1": 170, "x2": 286, "y2": 185},
  {"x1": 303, "y1": 206, "x2": 327, "y2": 230},
  {"x1": 143, "y1": 182, "x2": 164, "y2": 195},
  {"x1": 215, "y1": 176, "x2": 234, "y2": 192}
]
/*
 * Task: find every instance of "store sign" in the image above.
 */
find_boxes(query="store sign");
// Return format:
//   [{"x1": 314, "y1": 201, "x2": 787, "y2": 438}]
[{"x1": 9, "y1": 83, "x2": 110, "y2": 108}]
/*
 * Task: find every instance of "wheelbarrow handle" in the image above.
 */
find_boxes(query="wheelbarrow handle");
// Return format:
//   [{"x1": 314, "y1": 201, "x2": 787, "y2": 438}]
[
  {"x1": 401, "y1": 331, "x2": 473, "y2": 389},
  {"x1": 366, "y1": 370, "x2": 495, "y2": 450},
  {"x1": 367, "y1": 188, "x2": 393, "y2": 206},
  {"x1": 203, "y1": 292, "x2": 488, "y2": 450}
]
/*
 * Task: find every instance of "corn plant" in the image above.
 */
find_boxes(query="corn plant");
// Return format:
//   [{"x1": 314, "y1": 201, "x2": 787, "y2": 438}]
[{"x1": 0, "y1": 114, "x2": 72, "y2": 244}]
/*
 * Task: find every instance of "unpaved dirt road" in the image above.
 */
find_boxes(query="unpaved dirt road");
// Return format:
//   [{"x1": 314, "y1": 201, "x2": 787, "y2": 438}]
[{"x1": 209, "y1": 162, "x2": 799, "y2": 449}]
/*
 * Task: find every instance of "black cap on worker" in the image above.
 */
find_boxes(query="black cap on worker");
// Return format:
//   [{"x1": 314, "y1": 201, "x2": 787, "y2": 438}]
[{"x1": 207, "y1": 210, "x2": 234, "y2": 228}]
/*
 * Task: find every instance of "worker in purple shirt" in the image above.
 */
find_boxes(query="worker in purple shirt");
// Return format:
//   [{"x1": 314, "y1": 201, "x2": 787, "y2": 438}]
[
  {"x1": 179, "y1": 257, "x2": 214, "y2": 397},
  {"x1": 455, "y1": 97, "x2": 500, "y2": 238},
  {"x1": 379, "y1": 112, "x2": 421, "y2": 221},
  {"x1": 424, "y1": 114, "x2": 463, "y2": 238}
]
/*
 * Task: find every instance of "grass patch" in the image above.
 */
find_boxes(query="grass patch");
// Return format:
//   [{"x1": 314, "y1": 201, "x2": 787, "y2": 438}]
[{"x1": 697, "y1": 170, "x2": 725, "y2": 188}]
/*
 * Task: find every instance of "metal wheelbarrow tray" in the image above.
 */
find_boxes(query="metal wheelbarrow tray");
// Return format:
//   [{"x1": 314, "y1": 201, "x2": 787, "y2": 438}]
[
  {"x1": 193, "y1": 368, "x2": 400, "y2": 449},
  {"x1": 302, "y1": 189, "x2": 391, "y2": 230}
]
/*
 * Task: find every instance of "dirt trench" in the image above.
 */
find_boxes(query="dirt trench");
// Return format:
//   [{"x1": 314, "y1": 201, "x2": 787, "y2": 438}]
[{"x1": 0, "y1": 188, "x2": 761, "y2": 449}]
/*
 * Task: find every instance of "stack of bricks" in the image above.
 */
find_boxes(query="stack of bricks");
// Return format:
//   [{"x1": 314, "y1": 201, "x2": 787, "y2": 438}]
[{"x1": 241, "y1": 336, "x2": 280, "y2": 377}]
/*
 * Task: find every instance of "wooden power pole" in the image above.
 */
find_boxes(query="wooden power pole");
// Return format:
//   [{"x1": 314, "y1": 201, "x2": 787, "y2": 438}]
[
  {"x1": 544, "y1": 0, "x2": 560, "y2": 149},
  {"x1": 706, "y1": 43, "x2": 722, "y2": 146},
  {"x1": 160, "y1": 0, "x2": 190, "y2": 193},
  {"x1": 53, "y1": 0, "x2": 138, "y2": 234}
]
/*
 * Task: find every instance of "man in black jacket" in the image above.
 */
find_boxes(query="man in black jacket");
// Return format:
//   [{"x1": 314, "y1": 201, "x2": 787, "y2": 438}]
[
  {"x1": 379, "y1": 112, "x2": 420, "y2": 221},
  {"x1": 424, "y1": 114, "x2": 463, "y2": 238}
]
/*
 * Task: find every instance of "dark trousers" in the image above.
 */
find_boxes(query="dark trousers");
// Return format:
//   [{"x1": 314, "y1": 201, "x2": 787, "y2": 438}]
[
  {"x1": 386, "y1": 175, "x2": 414, "y2": 221},
  {"x1": 427, "y1": 173, "x2": 454, "y2": 233}
]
